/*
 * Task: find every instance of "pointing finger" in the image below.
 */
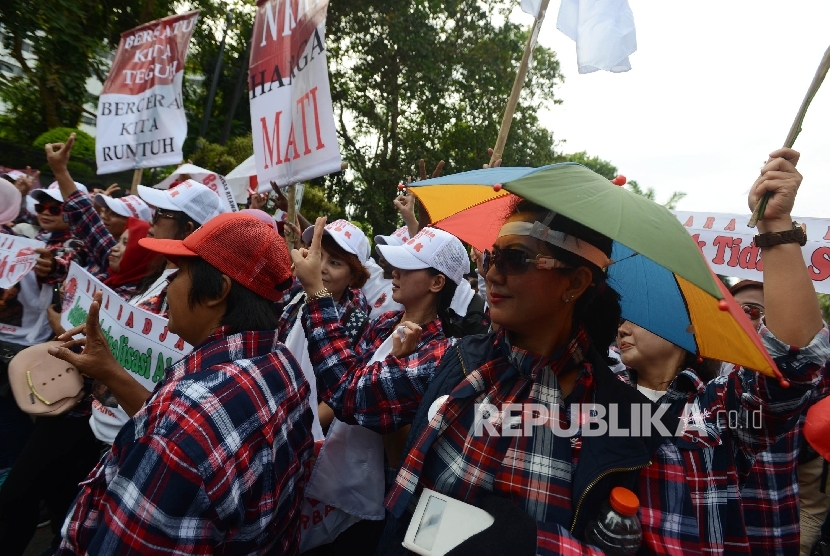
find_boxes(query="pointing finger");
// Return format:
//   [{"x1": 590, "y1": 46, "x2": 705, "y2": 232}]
[{"x1": 308, "y1": 216, "x2": 327, "y2": 257}]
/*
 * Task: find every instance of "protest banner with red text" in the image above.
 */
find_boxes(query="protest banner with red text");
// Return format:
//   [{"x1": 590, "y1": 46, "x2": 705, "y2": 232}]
[
  {"x1": 60, "y1": 263, "x2": 191, "y2": 383},
  {"x1": 672, "y1": 210, "x2": 830, "y2": 293},
  {"x1": 0, "y1": 235, "x2": 45, "y2": 289},
  {"x1": 249, "y1": 0, "x2": 342, "y2": 187},
  {"x1": 96, "y1": 11, "x2": 200, "y2": 174}
]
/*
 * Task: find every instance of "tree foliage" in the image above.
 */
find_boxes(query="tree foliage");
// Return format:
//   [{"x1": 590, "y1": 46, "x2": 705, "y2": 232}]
[
  {"x1": 0, "y1": 0, "x2": 181, "y2": 136},
  {"x1": 324, "y1": 0, "x2": 564, "y2": 234},
  {"x1": 33, "y1": 128, "x2": 95, "y2": 160}
]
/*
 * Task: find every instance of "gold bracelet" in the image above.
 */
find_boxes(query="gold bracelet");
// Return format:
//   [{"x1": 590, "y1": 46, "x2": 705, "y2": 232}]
[{"x1": 307, "y1": 287, "x2": 333, "y2": 301}]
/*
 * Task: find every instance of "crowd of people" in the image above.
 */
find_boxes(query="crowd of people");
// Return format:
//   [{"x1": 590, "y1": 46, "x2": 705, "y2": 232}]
[{"x1": 0, "y1": 133, "x2": 828, "y2": 556}]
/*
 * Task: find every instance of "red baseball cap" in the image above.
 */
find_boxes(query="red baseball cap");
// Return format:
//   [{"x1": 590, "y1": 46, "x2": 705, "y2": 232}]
[{"x1": 139, "y1": 212, "x2": 292, "y2": 301}]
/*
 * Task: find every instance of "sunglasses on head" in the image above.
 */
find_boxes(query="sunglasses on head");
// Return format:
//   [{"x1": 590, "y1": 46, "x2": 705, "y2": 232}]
[
  {"x1": 482, "y1": 248, "x2": 571, "y2": 276},
  {"x1": 34, "y1": 203, "x2": 62, "y2": 216},
  {"x1": 741, "y1": 303, "x2": 764, "y2": 320}
]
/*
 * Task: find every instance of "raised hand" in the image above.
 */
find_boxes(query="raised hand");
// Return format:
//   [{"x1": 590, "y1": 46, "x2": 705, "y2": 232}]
[
  {"x1": 48, "y1": 291, "x2": 122, "y2": 381},
  {"x1": 391, "y1": 321, "x2": 423, "y2": 358},
  {"x1": 44, "y1": 133, "x2": 76, "y2": 174},
  {"x1": 290, "y1": 216, "x2": 326, "y2": 294},
  {"x1": 13, "y1": 167, "x2": 39, "y2": 196},
  {"x1": 750, "y1": 148, "x2": 801, "y2": 233},
  {"x1": 34, "y1": 248, "x2": 55, "y2": 278},
  {"x1": 249, "y1": 192, "x2": 267, "y2": 210},
  {"x1": 484, "y1": 148, "x2": 503, "y2": 169}
]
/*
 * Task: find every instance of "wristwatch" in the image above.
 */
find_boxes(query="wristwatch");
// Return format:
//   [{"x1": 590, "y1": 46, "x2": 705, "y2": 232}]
[
  {"x1": 753, "y1": 221, "x2": 807, "y2": 248},
  {"x1": 306, "y1": 287, "x2": 333, "y2": 301}
]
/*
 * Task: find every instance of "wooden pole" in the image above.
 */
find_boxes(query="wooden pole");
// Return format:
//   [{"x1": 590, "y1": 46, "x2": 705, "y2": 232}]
[
  {"x1": 488, "y1": 0, "x2": 552, "y2": 167},
  {"x1": 748, "y1": 44, "x2": 830, "y2": 228},
  {"x1": 130, "y1": 168, "x2": 143, "y2": 195},
  {"x1": 285, "y1": 183, "x2": 297, "y2": 249}
]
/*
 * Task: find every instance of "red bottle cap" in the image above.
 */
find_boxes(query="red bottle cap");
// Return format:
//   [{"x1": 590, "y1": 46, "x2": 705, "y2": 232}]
[{"x1": 610, "y1": 487, "x2": 640, "y2": 516}]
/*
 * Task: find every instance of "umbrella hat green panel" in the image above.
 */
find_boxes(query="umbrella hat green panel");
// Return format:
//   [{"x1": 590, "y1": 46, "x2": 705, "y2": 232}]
[{"x1": 504, "y1": 163, "x2": 723, "y2": 299}]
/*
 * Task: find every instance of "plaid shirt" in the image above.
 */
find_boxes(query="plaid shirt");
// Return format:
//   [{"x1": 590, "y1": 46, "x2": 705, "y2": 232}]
[
  {"x1": 279, "y1": 286, "x2": 369, "y2": 346},
  {"x1": 304, "y1": 294, "x2": 830, "y2": 554},
  {"x1": 735, "y1": 361, "x2": 830, "y2": 556},
  {"x1": 34, "y1": 228, "x2": 88, "y2": 285},
  {"x1": 58, "y1": 327, "x2": 314, "y2": 555},
  {"x1": 62, "y1": 190, "x2": 115, "y2": 284},
  {"x1": 302, "y1": 296, "x2": 453, "y2": 432},
  {"x1": 615, "y1": 324, "x2": 830, "y2": 555}
]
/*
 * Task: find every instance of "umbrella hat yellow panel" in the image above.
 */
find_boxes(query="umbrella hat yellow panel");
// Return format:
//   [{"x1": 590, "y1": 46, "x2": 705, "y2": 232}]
[
  {"x1": 411, "y1": 185, "x2": 510, "y2": 222},
  {"x1": 677, "y1": 276, "x2": 779, "y2": 379}
]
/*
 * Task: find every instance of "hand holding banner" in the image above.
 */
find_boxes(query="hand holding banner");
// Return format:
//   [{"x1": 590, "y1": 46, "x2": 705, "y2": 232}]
[
  {"x1": 0, "y1": 235, "x2": 46, "y2": 289},
  {"x1": 249, "y1": 0, "x2": 342, "y2": 187},
  {"x1": 60, "y1": 263, "x2": 191, "y2": 385}
]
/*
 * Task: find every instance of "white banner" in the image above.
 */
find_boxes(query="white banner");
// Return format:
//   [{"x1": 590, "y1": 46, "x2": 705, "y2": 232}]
[
  {"x1": 60, "y1": 263, "x2": 192, "y2": 383},
  {"x1": 672, "y1": 210, "x2": 830, "y2": 294},
  {"x1": 96, "y1": 11, "x2": 200, "y2": 174},
  {"x1": 249, "y1": 0, "x2": 342, "y2": 187},
  {"x1": 0, "y1": 235, "x2": 46, "y2": 289}
]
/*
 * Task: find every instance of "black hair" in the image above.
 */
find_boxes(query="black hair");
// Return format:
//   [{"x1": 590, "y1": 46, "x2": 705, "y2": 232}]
[
  {"x1": 426, "y1": 268, "x2": 463, "y2": 337},
  {"x1": 170, "y1": 211, "x2": 200, "y2": 240},
  {"x1": 133, "y1": 210, "x2": 200, "y2": 297},
  {"x1": 511, "y1": 199, "x2": 621, "y2": 351},
  {"x1": 186, "y1": 257, "x2": 278, "y2": 334}
]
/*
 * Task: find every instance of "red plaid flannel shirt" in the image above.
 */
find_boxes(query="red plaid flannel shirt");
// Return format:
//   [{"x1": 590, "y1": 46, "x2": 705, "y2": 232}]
[
  {"x1": 738, "y1": 361, "x2": 830, "y2": 556},
  {"x1": 302, "y1": 296, "x2": 451, "y2": 431},
  {"x1": 34, "y1": 228, "x2": 87, "y2": 285},
  {"x1": 57, "y1": 327, "x2": 314, "y2": 555},
  {"x1": 615, "y1": 323, "x2": 830, "y2": 555}
]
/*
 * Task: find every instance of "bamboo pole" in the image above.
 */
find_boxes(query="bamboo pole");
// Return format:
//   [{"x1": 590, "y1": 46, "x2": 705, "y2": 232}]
[
  {"x1": 488, "y1": 0, "x2": 552, "y2": 167},
  {"x1": 130, "y1": 168, "x2": 143, "y2": 195},
  {"x1": 748, "y1": 44, "x2": 830, "y2": 228},
  {"x1": 285, "y1": 183, "x2": 297, "y2": 249}
]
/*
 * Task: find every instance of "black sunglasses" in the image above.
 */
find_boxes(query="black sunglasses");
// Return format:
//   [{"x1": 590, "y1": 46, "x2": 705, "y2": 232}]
[
  {"x1": 151, "y1": 209, "x2": 180, "y2": 225},
  {"x1": 34, "y1": 203, "x2": 62, "y2": 216},
  {"x1": 482, "y1": 248, "x2": 571, "y2": 276}
]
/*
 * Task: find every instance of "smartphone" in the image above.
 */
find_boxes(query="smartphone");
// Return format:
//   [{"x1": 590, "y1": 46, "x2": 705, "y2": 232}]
[{"x1": 402, "y1": 489, "x2": 495, "y2": 556}]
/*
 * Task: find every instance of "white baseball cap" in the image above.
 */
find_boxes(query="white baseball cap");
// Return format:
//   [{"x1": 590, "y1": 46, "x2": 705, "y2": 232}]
[
  {"x1": 302, "y1": 219, "x2": 370, "y2": 265},
  {"x1": 29, "y1": 181, "x2": 88, "y2": 204},
  {"x1": 138, "y1": 180, "x2": 226, "y2": 225},
  {"x1": 375, "y1": 226, "x2": 410, "y2": 252},
  {"x1": 376, "y1": 227, "x2": 474, "y2": 315},
  {"x1": 94, "y1": 194, "x2": 152, "y2": 222}
]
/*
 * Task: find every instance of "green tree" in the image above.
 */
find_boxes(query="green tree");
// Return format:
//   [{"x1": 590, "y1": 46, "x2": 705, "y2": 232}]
[
  {"x1": 33, "y1": 128, "x2": 96, "y2": 160},
  {"x1": 325, "y1": 0, "x2": 564, "y2": 234},
  {"x1": 0, "y1": 0, "x2": 180, "y2": 135}
]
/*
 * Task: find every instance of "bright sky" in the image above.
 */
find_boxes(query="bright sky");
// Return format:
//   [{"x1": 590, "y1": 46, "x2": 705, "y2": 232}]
[{"x1": 523, "y1": 1, "x2": 830, "y2": 218}]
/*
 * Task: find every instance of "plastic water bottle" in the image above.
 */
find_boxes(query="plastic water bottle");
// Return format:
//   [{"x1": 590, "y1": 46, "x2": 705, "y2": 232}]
[{"x1": 584, "y1": 486, "x2": 643, "y2": 555}]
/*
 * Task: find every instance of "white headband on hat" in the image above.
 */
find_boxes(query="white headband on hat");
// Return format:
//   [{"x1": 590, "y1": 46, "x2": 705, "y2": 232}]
[{"x1": 498, "y1": 212, "x2": 612, "y2": 269}]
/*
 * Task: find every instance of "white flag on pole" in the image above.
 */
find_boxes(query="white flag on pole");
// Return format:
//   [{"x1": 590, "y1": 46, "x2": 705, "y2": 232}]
[
  {"x1": 520, "y1": 0, "x2": 542, "y2": 18},
  {"x1": 556, "y1": 0, "x2": 637, "y2": 74}
]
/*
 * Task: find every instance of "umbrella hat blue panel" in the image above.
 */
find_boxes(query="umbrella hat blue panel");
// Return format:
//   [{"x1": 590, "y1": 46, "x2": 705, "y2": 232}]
[{"x1": 608, "y1": 243, "x2": 697, "y2": 353}]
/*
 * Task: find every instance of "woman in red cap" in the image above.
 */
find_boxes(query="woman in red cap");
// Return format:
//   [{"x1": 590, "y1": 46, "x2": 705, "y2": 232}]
[{"x1": 48, "y1": 212, "x2": 314, "y2": 555}]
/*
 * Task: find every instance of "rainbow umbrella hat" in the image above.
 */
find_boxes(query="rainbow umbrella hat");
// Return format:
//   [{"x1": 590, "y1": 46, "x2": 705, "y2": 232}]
[{"x1": 408, "y1": 163, "x2": 782, "y2": 381}]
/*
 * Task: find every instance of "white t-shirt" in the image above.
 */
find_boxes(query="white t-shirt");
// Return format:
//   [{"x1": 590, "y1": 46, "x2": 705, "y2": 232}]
[
  {"x1": 284, "y1": 313, "x2": 325, "y2": 441},
  {"x1": 637, "y1": 385, "x2": 666, "y2": 402},
  {"x1": 89, "y1": 269, "x2": 176, "y2": 444},
  {"x1": 0, "y1": 271, "x2": 53, "y2": 347}
]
